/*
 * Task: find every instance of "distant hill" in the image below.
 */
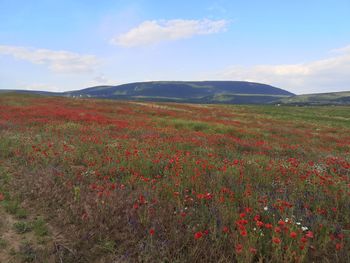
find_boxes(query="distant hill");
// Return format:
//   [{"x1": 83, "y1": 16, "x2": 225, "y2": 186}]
[
  {"x1": 278, "y1": 91, "x2": 350, "y2": 105},
  {"x1": 64, "y1": 81, "x2": 294, "y2": 104}
]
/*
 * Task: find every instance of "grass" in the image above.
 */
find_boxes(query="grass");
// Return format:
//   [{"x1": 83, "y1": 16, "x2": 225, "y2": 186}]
[
  {"x1": 13, "y1": 222, "x2": 32, "y2": 234},
  {"x1": 280, "y1": 91, "x2": 350, "y2": 105},
  {"x1": 32, "y1": 218, "x2": 48, "y2": 237},
  {"x1": 0, "y1": 238, "x2": 7, "y2": 249},
  {"x1": 2, "y1": 200, "x2": 28, "y2": 219}
]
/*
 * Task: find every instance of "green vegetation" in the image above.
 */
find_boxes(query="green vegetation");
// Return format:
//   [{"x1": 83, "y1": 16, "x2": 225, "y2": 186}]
[
  {"x1": 0, "y1": 94, "x2": 349, "y2": 262},
  {"x1": 13, "y1": 222, "x2": 32, "y2": 234},
  {"x1": 279, "y1": 91, "x2": 350, "y2": 105}
]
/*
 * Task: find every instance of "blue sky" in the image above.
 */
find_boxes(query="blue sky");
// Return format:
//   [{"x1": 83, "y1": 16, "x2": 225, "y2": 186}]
[{"x1": 0, "y1": 0, "x2": 349, "y2": 94}]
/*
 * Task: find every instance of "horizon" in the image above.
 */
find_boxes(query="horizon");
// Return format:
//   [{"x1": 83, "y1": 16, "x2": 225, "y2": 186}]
[{"x1": 1, "y1": 1, "x2": 350, "y2": 95}]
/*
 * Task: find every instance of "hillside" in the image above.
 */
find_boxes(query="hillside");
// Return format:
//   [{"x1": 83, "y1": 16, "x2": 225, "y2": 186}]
[
  {"x1": 64, "y1": 81, "x2": 294, "y2": 104},
  {"x1": 278, "y1": 91, "x2": 350, "y2": 105}
]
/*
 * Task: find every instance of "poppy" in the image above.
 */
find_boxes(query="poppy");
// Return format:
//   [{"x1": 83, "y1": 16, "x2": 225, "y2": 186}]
[
  {"x1": 194, "y1": 231, "x2": 203, "y2": 240},
  {"x1": 290, "y1": 232, "x2": 297, "y2": 238},
  {"x1": 272, "y1": 237, "x2": 281, "y2": 244}
]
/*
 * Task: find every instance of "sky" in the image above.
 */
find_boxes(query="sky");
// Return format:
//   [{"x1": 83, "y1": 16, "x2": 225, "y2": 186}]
[{"x1": 0, "y1": 0, "x2": 349, "y2": 94}]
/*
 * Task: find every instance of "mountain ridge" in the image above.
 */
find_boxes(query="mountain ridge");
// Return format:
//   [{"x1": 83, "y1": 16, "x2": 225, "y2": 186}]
[
  {"x1": 63, "y1": 81, "x2": 294, "y2": 104},
  {"x1": 7, "y1": 81, "x2": 349, "y2": 105}
]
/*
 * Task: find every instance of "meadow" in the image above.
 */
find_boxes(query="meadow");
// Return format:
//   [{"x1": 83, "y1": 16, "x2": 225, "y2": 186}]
[{"x1": 0, "y1": 94, "x2": 349, "y2": 262}]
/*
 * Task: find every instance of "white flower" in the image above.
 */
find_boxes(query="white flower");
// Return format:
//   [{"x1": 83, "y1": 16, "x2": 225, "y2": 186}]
[
  {"x1": 301, "y1": 226, "x2": 308, "y2": 231},
  {"x1": 264, "y1": 206, "x2": 268, "y2": 211},
  {"x1": 296, "y1": 222, "x2": 301, "y2": 225}
]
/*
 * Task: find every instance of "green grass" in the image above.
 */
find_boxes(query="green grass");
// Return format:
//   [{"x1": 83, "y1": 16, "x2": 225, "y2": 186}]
[
  {"x1": 2, "y1": 200, "x2": 28, "y2": 219},
  {"x1": 32, "y1": 218, "x2": 49, "y2": 237},
  {"x1": 0, "y1": 238, "x2": 7, "y2": 249},
  {"x1": 280, "y1": 91, "x2": 350, "y2": 105},
  {"x1": 13, "y1": 221, "x2": 32, "y2": 234}
]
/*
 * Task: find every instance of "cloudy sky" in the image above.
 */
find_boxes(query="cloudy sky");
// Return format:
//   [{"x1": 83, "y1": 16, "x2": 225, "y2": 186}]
[{"x1": 0, "y1": 0, "x2": 349, "y2": 94}]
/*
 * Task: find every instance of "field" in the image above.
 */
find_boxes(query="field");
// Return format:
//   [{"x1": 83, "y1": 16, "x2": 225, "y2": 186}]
[
  {"x1": 0, "y1": 94, "x2": 349, "y2": 262},
  {"x1": 279, "y1": 91, "x2": 350, "y2": 106}
]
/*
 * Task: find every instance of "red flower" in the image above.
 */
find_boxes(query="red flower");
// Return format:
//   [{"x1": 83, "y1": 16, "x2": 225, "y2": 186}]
[
  {"x1": 239, "y1": 213, "x2": 246, "y2": 218},
  {"x1": 305, "y1": 231, "x2": 314, "y2": 239},
  {"x1": 265, "y1": 223, "x2": 273, "y2": 229},
  {"x1": 0, "y1": 193, "x2": 4, "y2": 201},
  {"x1": 240, "y1": 230, "x2": 247, "y2": 237},
  {"x1": 249, "y1": 247, "x2": 257, "y2": 254},
  {"x1": 245, "y1": 207, "x2": 253, "y2": 213},
  {"x1": 235, "y1": 244, "x2": 243, "y2": 254},
  {"x1": 256, "y1": 221, "x2": 264, "y2": 227},
  {"x1": 290, "y1": 231, "x2": 297, "y2": 238},
  {"x1": 336, "y1": 243, "x2": 343, "y2": 251},
  {"x1": 223, "y1": 226, "x2": 229, "y2": 233},
  {"x1": 274, "y1": 227, "x2": 282, "y2": 233},
  {"x1": 194, "y1": 231, "x2": 203, "y2": 240},
  {"x1": 149, "y1": 228, "x2": 155, "y2": 236},
  {"x1": 272, "y1": 237, "x2": 281, "y2": 244},
  {"x1": 253, "y1": 215, "x2": 261, "y2": 221}
]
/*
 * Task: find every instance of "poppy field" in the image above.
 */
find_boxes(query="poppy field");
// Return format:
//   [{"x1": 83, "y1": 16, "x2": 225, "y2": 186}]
[{"x1": 0, "y1": 93, "x2": 349, "y2": 262}]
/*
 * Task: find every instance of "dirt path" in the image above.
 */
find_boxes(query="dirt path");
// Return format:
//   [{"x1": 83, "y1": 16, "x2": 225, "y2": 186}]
[{"x1": 0, "y1": 203, "x2": 55, "y2": 262}]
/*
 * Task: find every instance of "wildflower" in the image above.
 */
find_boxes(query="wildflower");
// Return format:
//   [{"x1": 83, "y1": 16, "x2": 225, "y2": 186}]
[
  {"x1": 290, "y1": 232, "x2": 297, "y2": 238},
  {"x1": 256, "y1": 220, "x2": 264, "y2": 227},
  {"x1": 249, "y1": 247, "x2": 257, "y2": 254},
  {"x1": 265, "y1": 223, "x2": 273, "y2": 229},
  {"x1": 240, "y1": 230, "x2": 248, "y2": 237},
  {"x1": 264, "y1": 206, "x2": 268, "y2": 211},
  {"x1": 305, "y1": 231, "x2": 313, "y2": 239},
  {"x1": 336, "y1": 243, "x2": 343, "y2": 251},
  {"x1": 0, "y1": 193, "x2": 4, "y2": 201},
  {"x1": 194, "y1": 231, "x2": 203, "y2": 240},
  {"x1": 278, "y1": 220, "x2": 285, "y2": 227},
  {"x1": 301, "y1": 226, "x2": 308, "y2": 231},
  {"x1": 235, "y1": 243, "x2": 243, "y2": 254},
  {"x1": 253, "y1": 215, "x2": 261, "y2": 221},
  {"x1": 245, "y1": 207, "x2": 253, "y2": 213},
  {"x1": 223, "y1": 226, "x2": 229, "y2": 233},
  {"x1": 149, "y1": 228, "x2": 155, "y2": 236},
  {"x1": 272, "y1": 237, "x2": 281, "y2": 244},
  {"x1": 274, "y1": 227, "x2": 282, "y2": 233}
]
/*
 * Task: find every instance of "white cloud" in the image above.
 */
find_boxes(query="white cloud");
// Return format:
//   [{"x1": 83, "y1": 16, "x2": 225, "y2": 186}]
[
  {"x1": 87, "y1": 74, "x2": 119, "y2": 87},
  {"x1": 0, "y1": 45, "x2": 100, "y2": 73},
  {"x1": 22, "y1": 83, "x2": 59, "y2": 92},
  {"x1": 217, "y1": 45, "x2": 350, "y2": 94},
  {"x1": 111, "y1": 19, "x2": 228, "y2": 47},
  {"x1": 330, "y1": 45, "x2": 350, "y2": 54}
]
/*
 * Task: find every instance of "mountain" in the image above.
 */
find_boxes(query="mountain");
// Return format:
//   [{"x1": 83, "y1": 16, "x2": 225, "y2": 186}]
[
  {"x1": 278, "y1": 91, "x2": 350, "y2": 105},
  {"x1": 64, "y1": 81, "x2": 294, "y2": 104}
]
